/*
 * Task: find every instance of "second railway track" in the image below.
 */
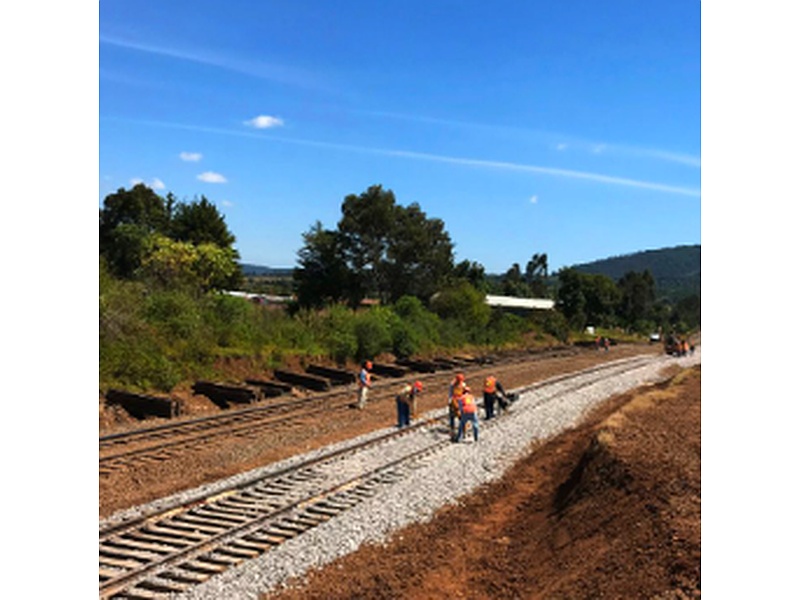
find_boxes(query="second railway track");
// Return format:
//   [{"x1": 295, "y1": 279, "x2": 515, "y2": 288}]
[{"x1": 99, "y1": 348, "x2": 581, "y2": 476}]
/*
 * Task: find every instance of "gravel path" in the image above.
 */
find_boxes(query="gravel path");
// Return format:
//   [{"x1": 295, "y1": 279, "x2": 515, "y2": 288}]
[{"x1": 103, "y1": 350, "x2": 700, "y2": 599}]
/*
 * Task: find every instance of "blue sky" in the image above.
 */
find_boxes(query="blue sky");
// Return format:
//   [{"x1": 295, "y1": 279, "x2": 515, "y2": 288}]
[{"x1": 99, "y1": 0, "x2": 700, "y2": 273}]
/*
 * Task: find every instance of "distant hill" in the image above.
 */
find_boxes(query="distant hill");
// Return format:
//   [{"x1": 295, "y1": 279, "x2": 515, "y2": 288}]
[
  {"x1": 240, "y1": 264, "x2": 294, "y2": 277},
  {"x1": 571, "y1": 245, "x2": 700, "y2": 302}
]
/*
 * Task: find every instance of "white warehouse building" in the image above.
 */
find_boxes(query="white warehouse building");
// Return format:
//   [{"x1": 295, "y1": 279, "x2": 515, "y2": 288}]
[{"x1": 484, "y1": 295, "x2": 555, "y2": 311}]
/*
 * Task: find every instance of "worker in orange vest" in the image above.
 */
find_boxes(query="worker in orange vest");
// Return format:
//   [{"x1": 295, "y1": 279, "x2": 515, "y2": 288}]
[
  {"x1": 482, "y1": 375, "x2": 507, "y2": 420},
  {"x1": 455, "y1": 392, "x2": 479, "y2": 443},
  {"x1": 448, "y1": 372, "x2": 468, "y2": 439}
]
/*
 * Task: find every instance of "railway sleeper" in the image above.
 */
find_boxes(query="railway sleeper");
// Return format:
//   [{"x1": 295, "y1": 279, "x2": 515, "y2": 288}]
[
  {"x1": 153, "y1": 519, "x2": 221, "y2": 536},
  {"x1": 123, "y1": 531, "x2": 189, "y2": 551},
  {"x1": 159, "y1": 568, "x2": 208, "y2": 585},
  {"x1": 143, "y1": 524, "x2": 206, "y2": 543},
  {"x1": 169, "y1": 514, "x2": 230, "y2": 532},
  {"x1": 103, "y1": 538, "x2": 172, "y2": 556},
  {"x1": 186, "y1": 508, "x2": 249, "y2": 526},
  {"x1": 99, "y1": 554, "x2": 145, "y2": 570},
  {"x1": 244, "y1": 532, "x2": 286, "y2": 546},
  {"x1": 215, "y1": 544, "x2": 262, "y2": 559},
  {"x1": 131, "y1": 576, "x2": 187, "y2": 595}
]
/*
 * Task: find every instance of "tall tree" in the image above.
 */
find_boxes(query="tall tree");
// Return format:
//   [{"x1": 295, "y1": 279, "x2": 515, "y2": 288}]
[
  {"x1": 384, "y1": 203, "x2": 454, "y2": 303},
  {"x1": 170, "y1": 195, "x2": 237, "y2": 251},
  {"x1": 617, "y1": 270, "x2": 656, "y2": 327},
  {"x1": 99, "y1": 185, "x2": 242, "y2": 287},
  {"x1": 452, "y1": 260, "x2": 487, "y2": 291},
  {"x1": 296, "y1": 185, "x2": 455, "y2": 306},
  {"x1": 525, "y1": 252, "x2": 549, "y2": 297},
  {"x1": 294, "y1": 222, "x2": 355, "y2": 308},
  {"x1": 338, "y1": 185, "x2": 398, "y2": 302},
  {"x1": 502, "y1": 263, "x2": 529, "y2": 297},
  {"x1": 99, "y1": 184, "x2": 171, "y2": 277},
  {"x1": 556, "y1": 268, "x2": 588, "y2": 330}
]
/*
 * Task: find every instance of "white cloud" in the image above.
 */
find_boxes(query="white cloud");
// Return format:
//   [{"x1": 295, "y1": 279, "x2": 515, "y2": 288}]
[
  {"x1": 245, "y1": 115, "x2": 284, "y2": 129},
  {"x1": 180, "y1": 151, "x2": 202, "y2": 162},
  {"x1": 197, "y1": 171, "x2": 227, "y2": 183},
  {"x1": 530, "y1": 195, "x2": 538, "y2": 204},
  {"x1": 556, "y1": 143, "x2": 568, "y2": 151},
  {"x1": 221, "y1": 199, "x2": 233, "y2": 207}
]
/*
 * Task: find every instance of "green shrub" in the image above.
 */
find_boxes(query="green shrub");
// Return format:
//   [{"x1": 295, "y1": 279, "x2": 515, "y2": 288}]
[{"x1": 353, "y1": 307, "x2": 394, "y2": 360}]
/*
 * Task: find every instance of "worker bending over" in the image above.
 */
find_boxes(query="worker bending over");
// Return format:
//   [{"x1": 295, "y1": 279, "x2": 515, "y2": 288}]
[
  {"x1": 396, "y1": 380, "x2": 423, "y2": 428},
  {"x1": 455, "y1": 391, "x2": 479, "y2": 443},
  {"x1": 482, "y1": 375, "x2": 507, "y2": 420}
]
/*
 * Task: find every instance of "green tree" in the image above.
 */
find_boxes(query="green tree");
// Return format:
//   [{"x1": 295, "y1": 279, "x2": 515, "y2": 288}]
[
  {"x1": 525, "y1": 253, "x2": 549, "y2": 297},
  {"x1": 294, "y1": 222, "x2": 355, "y2": 308},
  {"x1": 338, "y1": 185, "x2": 398, "y2": 302},
  {"x1": 139, "y1": 234, "x2": 242, "y2": 292},
  {"x1": 99, "y1": 184, "x2": 171, "y2": 277},
  {"x1": 452, "y1": 260, "x2": 487, "y2": 292},
  {"x1": 170, "y1": 195, "x2": 237, "y2": 250},
  {"x1": 556, "y1": 268, "x2": 588, "y2": 330},
  {"x1": 295, "y1": 185, "x2": 455, "y2": 307},
  {"x1": 582, "y1": 273, "x2": 621, "y2": 327},
  {"x1": 100, "y1": 185, "x2": 242, "y2": 286},
  {"x1": 617, "y1": 270, "x2": 656, "y2": 329},
  {"x1": 502, "y1": 263, "x2": 530, "y2": 297},
  {"x1": 384, "y1": 203, "x2": 454, "y2": 303}
]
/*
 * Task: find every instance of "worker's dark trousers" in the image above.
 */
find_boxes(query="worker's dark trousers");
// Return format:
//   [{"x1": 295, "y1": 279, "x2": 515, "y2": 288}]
[
  {"x1": 396, "y1": 398, "x2": 410, "y2": 428},
  {"x1": 484, "y1": 392, "x2": 497, "y2": 420}
]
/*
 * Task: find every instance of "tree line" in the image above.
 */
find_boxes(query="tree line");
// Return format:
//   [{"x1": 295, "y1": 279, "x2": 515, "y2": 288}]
[{"x1": 99, "y1": 183, "x2": 698, "y2": 391}]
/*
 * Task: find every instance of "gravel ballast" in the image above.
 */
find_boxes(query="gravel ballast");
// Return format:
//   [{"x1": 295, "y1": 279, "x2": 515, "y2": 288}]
[{"x1": 102, "y1": 351, "x2": 700, "y2": 599}]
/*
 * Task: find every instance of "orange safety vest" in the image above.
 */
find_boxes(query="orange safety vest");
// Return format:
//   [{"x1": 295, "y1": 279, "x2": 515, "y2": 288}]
[
  {"x1": 484, "y1": 376, "x2": 496, "y2": 394},
  {"x1": 459, "y1": 394, "x2": 477, "y2": 415}
]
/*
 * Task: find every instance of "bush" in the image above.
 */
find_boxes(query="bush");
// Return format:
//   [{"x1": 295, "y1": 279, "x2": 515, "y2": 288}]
[{"x1": 353, "y1": 307, "x2": 394, "y2": 360}]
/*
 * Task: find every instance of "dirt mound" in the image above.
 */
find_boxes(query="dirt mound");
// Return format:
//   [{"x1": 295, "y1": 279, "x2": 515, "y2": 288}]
[{"x1": 265, "y1": 366, "x2": 701, "y2": 600}]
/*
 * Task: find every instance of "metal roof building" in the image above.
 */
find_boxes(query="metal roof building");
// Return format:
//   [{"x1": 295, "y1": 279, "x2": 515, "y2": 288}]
[{"x1": 484, "y1": 295, "x2": 555, "y2": 310}]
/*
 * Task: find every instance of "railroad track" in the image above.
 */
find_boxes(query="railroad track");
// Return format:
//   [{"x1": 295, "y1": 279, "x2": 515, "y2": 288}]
[
  {"x1": 99, "y1": 354, "x2": 656, "y2": 599},
  {"x1": 99, "y1": 348, "x2": 580, "y2": 477}
]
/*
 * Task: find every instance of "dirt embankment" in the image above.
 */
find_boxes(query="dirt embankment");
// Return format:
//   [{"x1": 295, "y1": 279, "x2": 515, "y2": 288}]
[{"x1": 264, "y1": 365, "x2": 701, "y2": 600}]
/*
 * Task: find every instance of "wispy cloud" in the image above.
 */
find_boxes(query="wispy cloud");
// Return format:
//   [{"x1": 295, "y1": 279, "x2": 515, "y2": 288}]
[
  {"x1": 358, "y1": 110, "x2": 700, "y2": 169},
  {"x1": 530, "y1": 195, "x2": 538, "y2": 204},
  {"x1": 180, "y1": 151, "x2": 202, "y2": 162},
  {"x1": 100, "y1": 35, "x2": 332, "y2": 92},
  {"x1": 244, "y1": 115, "x2": 284, "y2": 129},
  {"x1": 197, "y1": 171, "x2": 227, "y2": 183},
  {"x1": 110, "y1": 118, "x2": 700, "y2": 198}
]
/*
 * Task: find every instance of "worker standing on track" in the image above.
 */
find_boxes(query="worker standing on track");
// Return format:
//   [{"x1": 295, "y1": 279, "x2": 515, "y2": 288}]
[
  {"x1": 396, "y1": 380, "x2": 423, "y2": 428},
  {"x1": 357, "y1": 360, "x2": 373, "y2": 410},
  {"x1": 455, "y1": 391, "x2": 479, "y2": 443},
  {"x1": 448, "y1": 372, "x2": 468, "y2": 439},
  {"x1": 482, "y1": 375, "x2": 507, "y2": 420}
]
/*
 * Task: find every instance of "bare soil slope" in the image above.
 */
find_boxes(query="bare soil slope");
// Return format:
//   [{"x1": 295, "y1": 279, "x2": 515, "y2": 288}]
[{"x1": 263, "y1": 365, "x2": 701, "y2": 600}]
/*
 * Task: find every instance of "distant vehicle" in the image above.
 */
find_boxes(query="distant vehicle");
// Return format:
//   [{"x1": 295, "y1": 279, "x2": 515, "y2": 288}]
[
  {"x1": 663, "y1": 335, "x2": 683, "y2": 356},
  {"x1": 649, "y1": 333, "x2": 661, "y2": 343}
]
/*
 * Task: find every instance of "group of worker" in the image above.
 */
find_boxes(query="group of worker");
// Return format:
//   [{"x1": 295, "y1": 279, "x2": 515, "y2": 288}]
[{"x1": 356, "y1": 360, "x2": 509, "y2": 443}]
